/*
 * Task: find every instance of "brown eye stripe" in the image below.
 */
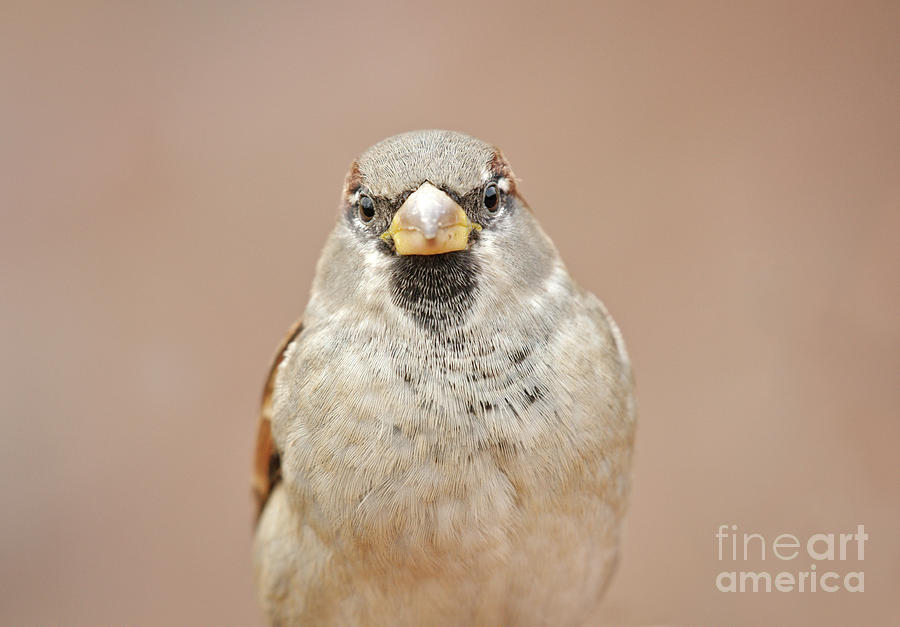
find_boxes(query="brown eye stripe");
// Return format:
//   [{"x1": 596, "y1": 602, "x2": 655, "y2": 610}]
[
  {"x1": 489, "y1": 150, "x2": 517, "y2": 195},
  {"x1": 343, "y1": 161, "x2": 362, "y2": 196}
]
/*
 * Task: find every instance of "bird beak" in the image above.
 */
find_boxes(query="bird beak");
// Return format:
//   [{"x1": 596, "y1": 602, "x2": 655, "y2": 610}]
[{"x1": 381, "y1": 182, "x2": 480, "y2": 255}]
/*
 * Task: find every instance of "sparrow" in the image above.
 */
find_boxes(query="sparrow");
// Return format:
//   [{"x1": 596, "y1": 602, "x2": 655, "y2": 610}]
[{"x1": 252, "y1": 130, "x2": 636, "y2": 626}]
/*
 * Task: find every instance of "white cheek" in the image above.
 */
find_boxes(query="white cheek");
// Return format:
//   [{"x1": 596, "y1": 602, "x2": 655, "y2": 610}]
[{"x1": 360, "y1": 242, "x2": 392, "y2": 299}]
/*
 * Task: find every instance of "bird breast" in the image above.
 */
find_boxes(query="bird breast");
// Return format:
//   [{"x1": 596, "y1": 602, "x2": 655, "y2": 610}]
[{"x1": 269, "y1": 263, "x2": 633, "y2": 568}]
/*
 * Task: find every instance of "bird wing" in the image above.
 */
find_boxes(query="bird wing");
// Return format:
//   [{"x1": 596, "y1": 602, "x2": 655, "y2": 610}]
[{"x1": 253, "y1": 317, "x2": 304, "y2": 523}]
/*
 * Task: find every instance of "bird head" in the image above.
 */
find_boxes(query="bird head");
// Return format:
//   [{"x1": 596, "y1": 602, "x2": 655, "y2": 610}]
[
  {"x1": 309, "y1": 130, "x2": 562, "y2": 331},
  {"x1": 342, "y1": 129, "x2": 525, "y2": 255}
]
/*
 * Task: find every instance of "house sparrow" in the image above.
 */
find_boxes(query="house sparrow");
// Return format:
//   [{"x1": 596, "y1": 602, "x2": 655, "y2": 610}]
[{"x1": 252, "y1": 130, "x2": 636, "y2": 626}]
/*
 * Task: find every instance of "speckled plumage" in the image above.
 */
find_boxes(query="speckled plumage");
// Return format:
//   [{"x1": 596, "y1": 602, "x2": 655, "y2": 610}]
[{"x1": 253, "y1": 130, "x2": 636, "y2": 626}]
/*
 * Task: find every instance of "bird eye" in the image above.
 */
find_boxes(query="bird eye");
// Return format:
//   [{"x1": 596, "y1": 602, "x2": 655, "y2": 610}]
[
  {"x1": 483, "y1": 183, "x2": 500, "y2": 212},
  {"x1": 358, "y1": 195, "x2": 375, "y2": 222}
]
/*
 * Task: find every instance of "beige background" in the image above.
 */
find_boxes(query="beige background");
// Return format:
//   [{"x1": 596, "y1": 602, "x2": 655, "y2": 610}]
[{"x1": 2, "y1": 1, "x2": 898, "y2": 625}]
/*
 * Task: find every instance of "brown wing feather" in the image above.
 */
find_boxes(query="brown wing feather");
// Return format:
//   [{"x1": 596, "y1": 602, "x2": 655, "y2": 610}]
[{"x1": 252, "y1": 317, "x2": 303, "y2": 522}]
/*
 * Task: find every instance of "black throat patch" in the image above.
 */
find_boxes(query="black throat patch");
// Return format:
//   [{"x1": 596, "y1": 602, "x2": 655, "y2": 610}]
[{"x1": 390, "y1": 250, "x2": 479, "y2": 331}]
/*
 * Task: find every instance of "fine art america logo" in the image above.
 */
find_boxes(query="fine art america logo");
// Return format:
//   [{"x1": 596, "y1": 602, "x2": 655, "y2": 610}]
[{"x1": 715, "y1": 524, "x2": 867, "y2": 593}]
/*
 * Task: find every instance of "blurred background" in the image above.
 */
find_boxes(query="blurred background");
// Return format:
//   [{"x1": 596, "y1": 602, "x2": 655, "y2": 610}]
[{"x1": 2, "y1": 1, "x2": 898, "y2": 625}]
